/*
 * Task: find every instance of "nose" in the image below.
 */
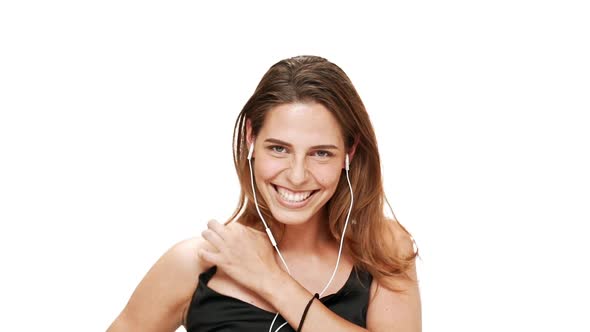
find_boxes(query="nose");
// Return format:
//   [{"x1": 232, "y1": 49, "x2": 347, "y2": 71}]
[{"x1": 286, "y1": 155, "x2": 308, "y2": 186}]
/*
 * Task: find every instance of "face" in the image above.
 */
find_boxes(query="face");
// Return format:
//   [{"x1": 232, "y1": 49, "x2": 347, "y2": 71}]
[{"x1": 249, "y1": 102, "x2": 346, "y2": 226}]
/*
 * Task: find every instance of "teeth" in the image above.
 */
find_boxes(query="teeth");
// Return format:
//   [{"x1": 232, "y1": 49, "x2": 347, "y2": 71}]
[{"x1": 276, "y1": 186, "x2": 313, "y2": 203}]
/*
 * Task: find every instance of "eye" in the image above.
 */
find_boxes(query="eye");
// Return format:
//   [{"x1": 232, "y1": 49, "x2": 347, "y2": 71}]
[
  {"x1": 313, "y1": 150, "x2": 333, "y2": 158},
  {"x1": 269, "y1": 145, "x2": 287, "y2": 153}
]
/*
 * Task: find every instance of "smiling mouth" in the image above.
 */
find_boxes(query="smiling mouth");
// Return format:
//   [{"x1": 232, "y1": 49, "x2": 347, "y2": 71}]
[{"x1": 272, "y1": 184, "x2": 319, "y2": 204}]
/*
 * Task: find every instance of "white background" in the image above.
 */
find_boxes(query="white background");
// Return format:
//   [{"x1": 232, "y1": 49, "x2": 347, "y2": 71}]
[{"x1": 1, "y1": 1, "x2": 589, "y2": 331}]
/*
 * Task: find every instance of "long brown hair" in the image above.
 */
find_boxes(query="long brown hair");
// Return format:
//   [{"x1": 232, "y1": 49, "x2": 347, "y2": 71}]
[{"x1": 227, "y1": 55, "x2": 418, "y2": 291}]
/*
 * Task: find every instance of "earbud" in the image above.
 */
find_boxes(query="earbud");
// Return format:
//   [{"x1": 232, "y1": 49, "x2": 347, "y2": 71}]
[
  {"x1": 345, "y1": 154, "x2": 350, "y2": 171},
  {"x1": 247, "y1": 142, "x2": 254, "y2": 160}
]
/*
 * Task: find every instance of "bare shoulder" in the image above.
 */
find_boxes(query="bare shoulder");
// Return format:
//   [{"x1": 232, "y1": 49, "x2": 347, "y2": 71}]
[
  {"x1": 107, "y1": 236, "x2": 214, "y2": 332},
  {"x1": 366, "y1": 220, "x2": 422, "y2": 332}
]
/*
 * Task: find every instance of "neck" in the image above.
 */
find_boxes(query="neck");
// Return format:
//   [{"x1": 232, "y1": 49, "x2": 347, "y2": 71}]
[{"x1": 275, "y1": 210, "x2": 335, "y2": 256}]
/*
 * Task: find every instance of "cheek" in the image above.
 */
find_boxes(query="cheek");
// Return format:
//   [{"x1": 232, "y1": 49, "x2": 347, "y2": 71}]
[
  {"x1": 312, "y1": 166, "x2": 342, "y2": 188},
  {"x1": 254, "y1": 157, "x2": 287, "y2": 180}
]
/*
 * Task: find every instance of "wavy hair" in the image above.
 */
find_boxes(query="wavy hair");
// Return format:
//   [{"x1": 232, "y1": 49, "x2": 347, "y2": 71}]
[{"x1": 226, "y1": 55, "x2": 418, "y2": 292}]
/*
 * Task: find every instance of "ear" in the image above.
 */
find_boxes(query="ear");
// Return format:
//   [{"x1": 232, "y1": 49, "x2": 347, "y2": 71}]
[
  {"x1": 348, "y1": 135, "x2": 360, "y2": 163},
  {"x1": 246, "y1": 119, "x2": 255, "y2": 156}
]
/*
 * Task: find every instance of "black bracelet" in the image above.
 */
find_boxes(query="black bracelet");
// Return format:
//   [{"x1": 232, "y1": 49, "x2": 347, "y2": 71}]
[{"x1": 297, "y1": 293, "x2": 319, "y2": 332}]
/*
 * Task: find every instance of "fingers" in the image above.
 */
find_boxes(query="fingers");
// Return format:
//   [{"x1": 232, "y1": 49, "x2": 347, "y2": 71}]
[
  {"x1": 207, "y1": 219, "x2": 227, "y2": 240},
  {"x1": 201, "y1": 225, "x2": 225, "y2": 252},
  {"x1": 200, "y1": 220, "x2": 226, "y2": 264},
  {"x1": 198, "y1": 248, "x2": 220, "y2": 264}
]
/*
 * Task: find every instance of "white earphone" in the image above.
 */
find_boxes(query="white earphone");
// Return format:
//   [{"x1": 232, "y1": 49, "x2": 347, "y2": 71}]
[
  {"x1": 247, "y1": 142, "x2": 254, "y2": 160},
  {"x1": 345, "y1": 153, "x2": 350, "y2": 171},
  {"x1": 246, "y1": 140, "x2": 354, "y2": 332}
]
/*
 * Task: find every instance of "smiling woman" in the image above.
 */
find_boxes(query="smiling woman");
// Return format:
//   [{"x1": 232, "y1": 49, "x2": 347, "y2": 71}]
[{"x1": 107, "y1": 56, "x2": 421, "y2": 332}]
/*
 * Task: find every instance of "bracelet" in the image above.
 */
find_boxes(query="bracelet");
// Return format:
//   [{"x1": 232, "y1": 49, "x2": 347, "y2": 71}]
[{"x1": 297, "y1": 293, "x2": 319, "y2": 332}]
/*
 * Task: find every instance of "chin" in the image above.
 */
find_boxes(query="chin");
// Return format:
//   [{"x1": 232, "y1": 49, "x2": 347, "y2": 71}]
[{"x1": 270, "y1": 209, "x2": 317, "y2": 225}]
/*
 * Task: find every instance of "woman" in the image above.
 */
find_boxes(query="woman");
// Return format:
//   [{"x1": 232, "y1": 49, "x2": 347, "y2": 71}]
[{"x1": 108, "y1": 55, "x2": 421, "y2": 331}]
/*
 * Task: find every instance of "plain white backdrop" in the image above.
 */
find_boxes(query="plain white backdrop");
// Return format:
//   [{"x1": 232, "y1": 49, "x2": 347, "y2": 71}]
[{"x1": 1, "y1": 1, "x2": 589, "y2": 331}]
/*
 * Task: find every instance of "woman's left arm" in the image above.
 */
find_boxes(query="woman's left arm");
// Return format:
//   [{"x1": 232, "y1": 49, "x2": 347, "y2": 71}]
[
  {"x1": 262, "y1": 219, "x2": 421, "y2": 332},
  {"x1": 261, "y1": 261, "x2": 421, "y2": 332},
  {"x1": 261, "y1": 269, "x2": 368, "y2": 331}
]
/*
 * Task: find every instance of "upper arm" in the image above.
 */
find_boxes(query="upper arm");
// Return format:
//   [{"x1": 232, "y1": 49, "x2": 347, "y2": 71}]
[
  {"x1": 366, "y1": 222, "x2": 422, "y2": 332},
  {"x1": 107, "y1": 237, "x2": 214, "y2": 332}
]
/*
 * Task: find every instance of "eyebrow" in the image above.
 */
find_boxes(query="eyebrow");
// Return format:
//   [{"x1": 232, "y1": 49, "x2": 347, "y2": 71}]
[{"x1": 264, "y1": 138, "x2": 339, "y2": 150}]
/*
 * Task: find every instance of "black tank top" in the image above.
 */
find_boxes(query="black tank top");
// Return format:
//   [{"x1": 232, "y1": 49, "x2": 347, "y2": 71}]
[{"x1": 185, "y1": 265, "x2": 373, "y2": 332}]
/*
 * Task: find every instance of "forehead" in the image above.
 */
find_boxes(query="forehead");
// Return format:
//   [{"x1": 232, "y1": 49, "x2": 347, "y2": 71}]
[{"x1": 259, "y1": 102, "x2": 344, "y2": 147}]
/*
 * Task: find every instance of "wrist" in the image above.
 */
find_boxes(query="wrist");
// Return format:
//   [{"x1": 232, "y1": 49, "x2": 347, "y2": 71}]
[{"x1": 259, "y1": 268, "x2": 293, "y2": 306}]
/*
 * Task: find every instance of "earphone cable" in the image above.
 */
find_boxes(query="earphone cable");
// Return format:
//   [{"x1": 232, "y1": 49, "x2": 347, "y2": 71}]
[{"x1": 247, "y1": 153, "x2": 353, "y2": 332}]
